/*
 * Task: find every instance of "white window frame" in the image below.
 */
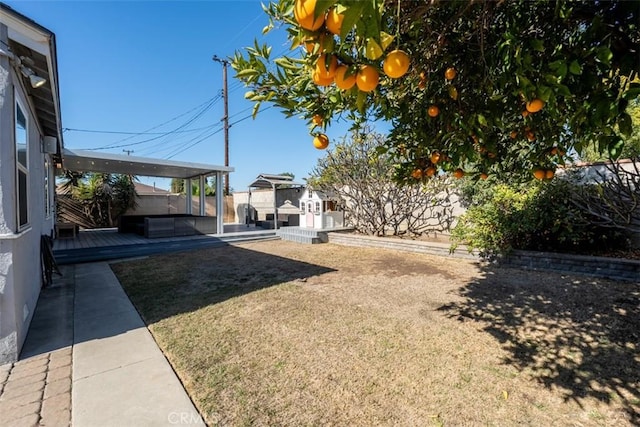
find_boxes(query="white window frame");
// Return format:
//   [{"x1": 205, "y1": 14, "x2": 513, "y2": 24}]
[
  {"x1": 15, "y1": 95, "x2": 29, "y2": 230},
  {"x1": 44, "y1": 157, "x2": 51, "y2": 218}
]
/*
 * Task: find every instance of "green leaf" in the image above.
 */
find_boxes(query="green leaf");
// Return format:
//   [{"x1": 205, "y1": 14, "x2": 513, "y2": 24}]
[
  {"x1": 274, "y1": 57, "x2": 300, "y2": 70},
  {"x1": 595, "y1": 47, "x2": 613, "y2": 65},
  {"x1": 235, "y1": 69, "x2": 260, "y2": 79},
  {"x1": 315, "y1": 0, "x2": 339, "y2": 17},
  {"x1": 569, "y1": 60, "x2": 582, "y2": 75},
  {"x1": 554, "y1": 62, "x2": 567, "y2": 80},
  {"x1": 530, "y1": 39, "x2": 544, "y2": 52},
  {"x1": 537, "y1": 85, "x2": 553, "y2": 102},
  {"x1": 340, "y1": 1, "x2": 367, "y2": 40},
  {"x1": 251, "y1": 102, "x2": 262, "y2": 119},
  {"x1": 622, "y1": 84, "x2": 640, "y2": 100},
  {"x1": 607, "y1": 136, "x2": 624, "y2": 160},
  {"x1": 618, "y1": 113, "x2": 632, "y2": 137},
  {"x1": 477, "y1": 114, "x2": 488, "y2": 127},
  {"x1": 356, "y1": 90, "x2": 366, "y2": 114}
]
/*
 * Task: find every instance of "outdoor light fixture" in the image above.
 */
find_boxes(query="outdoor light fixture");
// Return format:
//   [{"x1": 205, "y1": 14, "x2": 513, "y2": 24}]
[
  {"x1": 20, "y1": 66, "x2": 46, "y2": 88},
  {"x1": 0, "y1": 47, "x2": 47, "y2": 89}
]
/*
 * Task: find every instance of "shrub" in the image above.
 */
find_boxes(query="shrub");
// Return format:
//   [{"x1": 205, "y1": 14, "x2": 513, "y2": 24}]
[{"x1": 451, "y1": 179, "x2": 628, "y2": 258}]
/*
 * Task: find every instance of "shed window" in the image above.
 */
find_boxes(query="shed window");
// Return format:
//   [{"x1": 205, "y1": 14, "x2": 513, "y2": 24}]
[
  {"x1": 15, "y1": 99, "x2": 29, "y2": 229},
  {"x1": 315, "y1": 201, "x2": 321, "y2": 212}
]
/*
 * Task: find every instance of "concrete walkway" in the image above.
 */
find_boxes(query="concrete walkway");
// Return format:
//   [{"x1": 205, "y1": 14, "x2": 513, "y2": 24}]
[{"x1": 0, "y1": 262, "x2": 204, "y2": 426}]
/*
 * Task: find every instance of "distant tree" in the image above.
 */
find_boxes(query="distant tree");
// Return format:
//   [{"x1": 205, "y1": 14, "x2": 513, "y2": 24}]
[
  {"x1": 73, "y1": 173, "x2": 138, "y2": 227},
  {"x1": 309, "y1": 127, "x2": 455, "y2": 236},
  {"x1": 170, "y1": 178, "x2": 216, "y2": 196},
  {"x1": 579, "y1": 98, "x2": 640, "y2": 162},
  {"x1": 170, "y1": 178, "x2": 184, "y2": 194}
]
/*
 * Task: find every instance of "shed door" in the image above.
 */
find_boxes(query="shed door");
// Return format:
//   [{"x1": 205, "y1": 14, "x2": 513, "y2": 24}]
[{"x1": 306, "y1": 202, "x2": 314, "y2": 227}]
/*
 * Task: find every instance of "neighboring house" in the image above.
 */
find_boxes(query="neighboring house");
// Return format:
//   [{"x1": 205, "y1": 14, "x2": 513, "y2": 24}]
[
  {"x1": 134, "y1": 181, "x2": 170, "y2": 195},
  {"x1": 0, "y1": 3, "x2": 63, "y2": 364}
]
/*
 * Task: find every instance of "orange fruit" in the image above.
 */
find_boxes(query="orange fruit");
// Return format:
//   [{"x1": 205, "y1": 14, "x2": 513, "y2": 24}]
[
  {"x1": 411, "y1": 168, "x2": 423, "y2": 179},
  {"x1": 448, "y1": 86, "x2": 459, "y2": 100},
  {"x1": 356, "y1": 65, "x2": 379, "y2": 92},
  {"x1": 479, "y1": 173, "x2": 488, "y2": 180},
  {"x1": 430, "y1": 151, "x2": 441, "y2": 164},
  {"x1": 312, "y1": 70, "x2": 333, "y2": 86},
  {"x1": 424, "y1": 166, "x2": 436, "y2": 177},
  {"x1": 550, "y1": 147, "x2": 558, "y2": 155},
  {"x1": 445, "y1": 67, "x2": 457, "y2": 80},
  {"x1": 303, "y1": 33, "x2": 330, "y2": 54},
  {"x1": 521, "y1": 110, "x2": 529, "y2": 118},
  {"x1": 334, "y1": 65, "x2": 356, "y2": 90},
  {"x1": 526, "y1": 98, "x2": 545, "y2": 113},
  {"x1": 313, "y1": 133, "x2": 329, "y2": 149},
  {"x1": 325, "y1": 7, "x2": 344, "y2": 36},
  {"x1": 383, "y1": 50, "x2": 410, "y2": 79},
  {"x1": 428, "y1": 105, "x2": 440, "y2": 117},
  {"x1": 526, "y1": 131, "x2": 536, "y2": 141},
  {"x1": 315, "y1": 54, "x2": 338, "y2": 79},
  {"x1": 533, "y1": 169, "x2": 545, "y2": 180},
  {"x1": 545, "y1": 169, "x2": 555, "y2": 180},
  {"x1": 510, "y1": 130, "x2": 518, "y2": 139},
  {"x1": 453, "y1": 168, "x2": 465, "y2": 179},
  {"x1": 312, "y1": 114, "x2": 323, "y2": 126},
  {"x1": 294, "y1": 0, "x2": 324, "y2": 31}
]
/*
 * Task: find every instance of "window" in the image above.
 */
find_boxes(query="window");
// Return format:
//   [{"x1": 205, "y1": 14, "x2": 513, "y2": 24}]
[
  {"x1": 315, "y1": 201, "x2": 320, "y2": 213},
  {"x1": 15, "y1": 99, "x2": 28, "y2": 228},
  {"x1": 44, "y1": 158, "x2": 51, "y2": 218}
]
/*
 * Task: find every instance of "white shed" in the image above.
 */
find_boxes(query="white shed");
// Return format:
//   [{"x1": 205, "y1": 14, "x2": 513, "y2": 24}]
[{"x1": 298, "y1": 188, "x2": 344, "y2": 229}]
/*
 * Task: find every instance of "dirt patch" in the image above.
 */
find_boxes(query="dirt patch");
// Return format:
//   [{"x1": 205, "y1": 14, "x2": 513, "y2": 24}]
[{"x1": 112, "y1": 240, "x2": 639, "y2": 426}]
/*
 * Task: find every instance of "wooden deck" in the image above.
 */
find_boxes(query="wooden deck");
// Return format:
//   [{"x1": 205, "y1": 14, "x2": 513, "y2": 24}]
[{"x1": 53, "y1": 224, "x2": 270, "y2": 251}]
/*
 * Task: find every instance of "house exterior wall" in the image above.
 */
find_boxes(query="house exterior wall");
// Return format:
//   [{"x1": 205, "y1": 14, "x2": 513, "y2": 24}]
[{"x1": 0, "y1": 23, "x2": 53, "y2": 364}]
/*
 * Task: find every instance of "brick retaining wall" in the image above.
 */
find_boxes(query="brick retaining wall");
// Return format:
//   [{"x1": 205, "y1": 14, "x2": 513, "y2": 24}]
[{"x1": 327, "y1": 232, "x2": 639, "y2": 282}]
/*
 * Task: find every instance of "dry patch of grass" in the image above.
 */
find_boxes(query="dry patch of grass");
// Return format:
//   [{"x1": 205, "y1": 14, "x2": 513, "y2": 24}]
[{"x1": 111, "y1": 240, "x2": 639, "y2": 426}]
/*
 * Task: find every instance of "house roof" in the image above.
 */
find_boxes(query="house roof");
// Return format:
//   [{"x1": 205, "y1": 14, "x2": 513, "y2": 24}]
[
  {"x1": 248, "y1": 173, "x2": 304, "y2": 189},
  {"x1": 134, "y1": 182, "x2": 171, "y2": 195},
  {"x1": 1, "y1": 2, "x2": 63, "y2": 156},
  {"x1": 62, "y1": 148, "x2": 234, "y2": 179}
]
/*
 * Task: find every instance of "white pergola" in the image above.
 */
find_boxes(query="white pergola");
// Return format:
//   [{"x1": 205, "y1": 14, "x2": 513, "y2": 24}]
[{"x1": 61, "y1": 148, "x2": 234, "y2": 234}]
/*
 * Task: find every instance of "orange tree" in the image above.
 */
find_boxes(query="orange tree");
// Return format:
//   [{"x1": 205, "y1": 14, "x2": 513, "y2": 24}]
[{"x1": 231, "y1": 0, "x2": 640, "y2": 182}]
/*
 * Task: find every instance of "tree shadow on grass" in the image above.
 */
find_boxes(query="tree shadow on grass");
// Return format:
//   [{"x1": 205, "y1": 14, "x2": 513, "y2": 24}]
[
  {"x1": 438, "y1": 266, "x2": 640, "y2": 423},
  {"x1": 111, "y1": 244, "x2": 336, "y2": 325}
]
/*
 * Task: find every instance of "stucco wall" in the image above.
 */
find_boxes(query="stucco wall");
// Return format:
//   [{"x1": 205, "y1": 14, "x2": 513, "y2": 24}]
[{"x1": 0, "y1": 33, "x2": 51, "y2": 363}]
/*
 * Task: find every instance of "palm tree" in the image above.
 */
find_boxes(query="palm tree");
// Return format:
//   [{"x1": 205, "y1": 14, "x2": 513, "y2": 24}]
[{"x1": 74, "y1": 173, "x2": 138, "y2": 227}]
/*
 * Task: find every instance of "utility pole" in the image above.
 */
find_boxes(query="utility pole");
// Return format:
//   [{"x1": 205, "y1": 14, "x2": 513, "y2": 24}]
[
  {"x1": 123, "y1": 149, "x2": 134, "y2": 156},
  {"x1": 212, "y1": 55, "x2": 230, "y2": 196}
]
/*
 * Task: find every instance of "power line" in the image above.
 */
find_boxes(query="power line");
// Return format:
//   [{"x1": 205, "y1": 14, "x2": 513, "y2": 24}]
[
  {"x1": 164, "y1": 106, "x2": 272, "y2": 160},
  {"x1": 82, "y1": 95, "x2": 221, "y2": 150},
  {"x1": 63, "y1": 125, "x2": 221, "y2": 135},
  {"x1": 85, "y1": 96, "x2": 221, "y2": 151}
]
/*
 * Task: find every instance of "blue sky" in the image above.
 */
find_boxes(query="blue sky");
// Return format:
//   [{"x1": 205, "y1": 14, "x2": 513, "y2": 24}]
[{"x1": 6, "y1": 0, "x2": 357, "y2": 191}]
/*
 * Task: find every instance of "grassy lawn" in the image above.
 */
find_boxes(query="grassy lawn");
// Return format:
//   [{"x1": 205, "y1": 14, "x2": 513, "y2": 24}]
[{"x1": 111, "y1": 240, "x2": 639, "y2": 426}]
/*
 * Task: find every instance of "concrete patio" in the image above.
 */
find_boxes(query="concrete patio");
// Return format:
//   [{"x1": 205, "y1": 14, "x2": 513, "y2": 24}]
[{"x1": 0, "y1": 262, "x2": 205, "y2": 426}]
